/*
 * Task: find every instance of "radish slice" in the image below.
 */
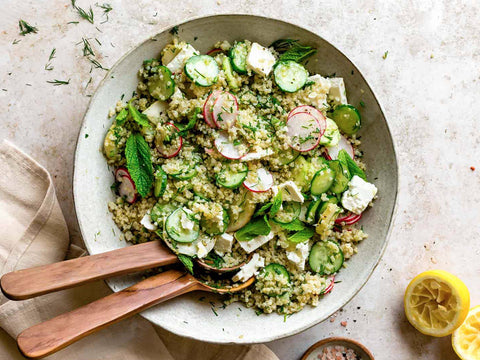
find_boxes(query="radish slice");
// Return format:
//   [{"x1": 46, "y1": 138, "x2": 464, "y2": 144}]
[
  {"x1": 335, "y1": 212, "x2": 362, "y2": 225},
  {"x1": 202, "y1": 90, "x2": 222, "y2": 128},
  {"x1": 206, "y1": 48, "x2": 223, "y2": 56},
  {"x1": 157, "y1": 122, "x2": 183, "y2": 158},
  {"x1": 115, "y1": 167, "x2": 137, "y2": 204},
  {"x1": 214, "y1": 131, "x2": 247, "y2": 160},
  {"x1": 323, "y1": 275, "x2": 335, "y2": 295},
  {"x1": 325, "y1": 135, "x2": 354, "y2": 160},
  {"x1": 286, "y1": 112, "x2": 322, "y2": 152},
  {"x1": 243, "y1": 168, "x2": 274, "y2": 193},
  {"x1": 289, "y1": 105, "x2": 326, "y2": 127},
  {"x1": 213, "y1": 91, "x2": 238, "y2": 129}
]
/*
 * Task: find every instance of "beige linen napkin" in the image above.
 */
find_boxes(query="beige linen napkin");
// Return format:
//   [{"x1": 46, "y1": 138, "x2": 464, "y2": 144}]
[{"x1": 0, "y1": 140, "x2": 279, "y2": 360}]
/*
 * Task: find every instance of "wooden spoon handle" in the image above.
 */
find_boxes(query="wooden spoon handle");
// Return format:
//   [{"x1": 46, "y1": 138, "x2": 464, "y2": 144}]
[
  {"x1": 1, "y1": 241, "x2": 178, "y2": 300},
  {"x1": 17, "y1": 270, "x2": 200, "y2": 359}
]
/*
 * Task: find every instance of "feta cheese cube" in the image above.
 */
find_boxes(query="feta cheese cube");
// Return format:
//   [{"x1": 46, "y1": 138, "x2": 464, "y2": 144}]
[
  {"x1": 232, "y1": 253, "x2": 265, "y2": 282},
  {"x1": 140, "y1": 212, "x2": 157, "y2": 231},
  {"x1": 286, "y1": 242, "x2": 310, "y2": 270},
  {"x1": 328, "y1": 78, "x2": 348, "y2": 105},
  {"x1": 237, "y1": 231, "x2": 274, "y2": 254},
  {"x1": 240, "y1": 149, "x2": 274, "y2": 161},
  {"x1": 196, "y1": 242, "x2": 208, "y2": 258},
  {"x1": 214, "y1": 233, "x2": 234, "y2": 256},
  {"x1": 272, "y1": 181, "x2": 304, "y2": 203},
  {"x1": 142, "y1": 100, "x2": 169, "y2": 124},
  {"x1": 180, "y1": 209, "x2": 195, "y2": 231},
  {"x1": 165, "y1": 43, "x2": 199, "y2": 74},
  {"x1": 175, "y1": 234, "x2": 215, "y2": 258},
  {"x1": 246, "y1": 42, "x2": 276, "y2": 77},
  {"x1": 341, "y1": 175, "x2": 378, "y2": 215}
]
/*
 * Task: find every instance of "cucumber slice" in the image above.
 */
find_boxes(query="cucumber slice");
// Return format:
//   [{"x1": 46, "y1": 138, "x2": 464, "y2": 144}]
[
  {"x1": 309, "y1": 240, "x2": 344, "y2": 275},
  {"x1": 274, "y1": 61, "x2": 308, "y2": 93},
  {"x1": 165, "y1": 208, "x2": 200, "y2": 243},
  {"x1": 171, "y1": 166, "x2": 197, "y2": 180},
  {"x1": 317, "y1": 195, "x2": 338, "y2": 215},
  {"x1": 331, "y1": 105, "x2": 361, "y2": 135},
  {"x1": 305, "y1": 198, "x2": 322, "y2": 224},
  {"x1": 263, "y1": 263, "x2": 290, "y2": 281},
  {"x1": 320, "y1": 118, "x2": 341, "y2": 146},
  {"x1": 184, "y1": 55, "x2": 219, "y2": 87},
  {"x1": 147, "y1": 65, "x2": 175, "y2": 101},
  {"x1": 329, "y1": 160, "x2": 350, "y2": 194},
  {"x1": 222, "y1": 56, "x2": 239, "y2": 90},
  {"x1": 162, "y1": 161, "x2": 190, "y2": 177},
  {"x1": 260, "y1": 263, "x2": 291, "y2": 297},
  {"x1": 278, "y1": 148, "x2": 300, "y2": 165},
  {"x1": 310, "y1": 165, "x2": 335, "y2": 195},
  {"x1": 216, "y1": 163, "x2": 248, "y2": 189},
  {"x1": 150, "y1": 202, "x2": 176, "y2": 224},
  {"x1": 229, "y1": 42, "x2": 248, "y2": 74},
  {"x1": 200, "y1": 208, "x2": 230, "y2": 235},
  {"x1": 154, "y1": 168, "x2": 168, "y2": 198},
  {"x1": 272, "y1": 202, "x2": 301, "y2": 224}
]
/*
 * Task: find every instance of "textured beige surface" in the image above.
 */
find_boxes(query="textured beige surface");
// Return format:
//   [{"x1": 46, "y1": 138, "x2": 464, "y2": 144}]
[{"x1": 1, "y1": 0, "x2": 479, "y2": 359}]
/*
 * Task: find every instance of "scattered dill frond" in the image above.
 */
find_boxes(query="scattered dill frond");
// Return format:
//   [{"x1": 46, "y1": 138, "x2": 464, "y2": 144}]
[
  {"x1": 12, "y1": 39, "x2": 21, "y2": 45},
  {"x1": 18, "y1": 20, "x2": 38, "y2": 35},
  {"x1": 95, "y1": 2, "x2": 112, "y2": 23},
  {"x1": 47, "y1": 79, "x2": 70, "y2": 86},
  {"x1": 82, "y1": 38, "x2": 95, "y2": 56},
  {"x1": 382, "y1": 51, "x2": 389, "y2": 60},
  {"x1": 89, "y1": 58, "x2": 108, "y2": 71},
  {"x1": 71, "y1": 0, "x2": 94, "y2": 24},
  {"x1": 169, "y1": 25, "x2": 179, "y2": 35}
]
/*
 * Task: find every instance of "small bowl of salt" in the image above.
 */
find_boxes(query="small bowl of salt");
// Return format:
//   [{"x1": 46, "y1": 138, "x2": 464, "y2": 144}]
[{"x1": 301, "y1": 337, "x2": 374, "y2": 360}]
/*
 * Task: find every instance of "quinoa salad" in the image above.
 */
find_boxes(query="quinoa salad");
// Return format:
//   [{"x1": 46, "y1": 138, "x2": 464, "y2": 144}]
[{"x1": 103, "y1": 37, "x2": 378, "y2": 315}]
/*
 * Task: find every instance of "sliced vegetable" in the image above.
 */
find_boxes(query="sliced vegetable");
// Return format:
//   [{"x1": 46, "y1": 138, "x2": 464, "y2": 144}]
[
  {"x1": 184, "y1": 55, "x2": 219, "y2": 87},
  {"x1": 309, "y1": 240, "x2": 344, "y2": 275},
  {"x1": 147, "y1": 65, "x2": 175, "y2": 100},
  {"x1": 171, "y1": 165, "x2": 197, "y2": 180},
  {"x1": 262, "y1": 263, "x2": 290, "y2": 281},
  {"x1": 319, "y1": 118, "x2": 341, "y2": 147},
  {"x1": 216, "y1": 163, "x2": 248, "y2": 189},
  {"x1": 156, "y1": 122, "x2": 183, "y2": 158},
  {"x1": 226, "y1": 191, "x2": 255, "y2": 232},
  {"x1": 200, "y1": 208, "x2": 230, "y2": 235},
  {"x1": 115, "y1": 167, "x2": 137, "y2": 204},
  {"x1": 331, "y1": 104, "x2": 361, "y2": 135},
  {"x1": 286, "y1": 112, "x2": 323, "y2": 152},
  {"x1": 274, "y1": 61, "x2": 308, "y2": 92},
  {"x1": 310, "y1": 165, "x2": 335, "y2": 195},
  {"x1": 335, "y1": 212, "x2": 362, "y2": 225},
  {"x1": 206, "y1": 48, "x2": 223, "y2": 56},
  {"x1": 305, "y1": 198, "x2": 322, "y2": 224},
  {"x1": 222, "y1": 56, "x2": 240, "y2": 90},
  {"x1": 153, "y1": 167, "x2": 168, "y2": 198},
  {"x1": 272, "y1": 202, "x2": 301, "y2": 224},
  {"x1": 328, "y1": 160, "x2": 350, "y2": 194},
  {"x1": 260, "y1": 263, "x2": 291, "y2": 296},
  {"x1": 214, "y1": 131, "x2": 248, "y2": 160},
  {"x1": 165, "y1": 208, "x2": 200, "y2": 243},
  {"x1": 243, "y1": 168, "x2": 274, "y2": 193},
  {"x1": 322, "y1": 275, "x2": 335, "y2": 295},
  {"x1": 150, "y1": 202, "x2": 176, "y2": 224},
  {"x1": 277, "y1": 147, "x2": 300, "y2": 165},
  {"x1": 202, "y1": 90, "x2": 222, "y2": 128},
  {"x1": 212, "y1": 91, "x2": 238, "y2": 129},
  {"x1": 325, "y1": 135, "x2": 354, "y2": 160},
  {"x1": 229, "y1": 41, "x2": 248, "y2": 74},
  {"x1": 288, "y1": 105, "x2": 326, "y2": 127},
  {"x1": 317, "y1": 195, "x2": 338, "y2": 215}
]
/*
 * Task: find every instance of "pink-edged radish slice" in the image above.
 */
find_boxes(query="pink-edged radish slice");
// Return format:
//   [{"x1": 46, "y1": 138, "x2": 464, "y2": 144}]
[
  {"x1": 202, "y1": 90, "x2": 222, "y2": 128},
  {"x1": 206, "y1": 48, "x2": 223, "y2": 56},
  {"x1": 289, "y1": 105, "x2": 326, "y2": 127},
  {"x1": 286, "y1": 112, "x2": 322, "y2": 152},
  {"x1": 212, "y1": 91, "x2": 238, "y2": 129},
  {"x1": 243, "y1": 168, "x2": 274, "y2": 193},
  {"x1": 214, "y1": 131, "x2": 247, "y2": 160},
  {"x1": 325, "y1": 135, "x2": 354, "y2": 160},
  {"x1": 335, "y1": 212, "x2": 362, "y2": 225},
  {"x1": 323, "y1": 275, "x2": 335, "y2": 295},
  {"x1": 157, "y1": 122, "x2": 183, "y2": 158},
  {"x1": 115, "y1": 167, "x2": 137, "y2": 204}
]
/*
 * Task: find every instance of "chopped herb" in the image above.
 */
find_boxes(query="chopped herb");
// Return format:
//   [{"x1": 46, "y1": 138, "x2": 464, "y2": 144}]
[
  {"x1": 85, "y1": 134, "x2": 89, "y2": 138},
  {"x1": 382, "y1": 51, "x2": 388, "y2": 60},
  {"x1": 194, "y1": 36, "x2": 198, "y2": 41},
  {"x1": 71, "y1": 0, "x2": 94, "y2": 24},
  {"x1": 95, "y1": 2, "x2": 112, "y2": 23},
  {"x1": 44, "y1": 48, "x2": 56, "y2": 71},
  {"x1": 177, "y1": 254, "x2": 194, "y2": 274},
  {"x1": 211, "y1": 307, "x2": 218, "y2": 316},
  {"x1": 18, "y1": 20, "x2": 38, "y2": 35},
  {"x1": 89, "y1": 58, "x2": 108, "y2": 70},
  {"x1": 95, "y1": 38, "x2": 102, "y2": 46},
  {"x1": 169, "y1": 25, "x2": 179, "y2": 35},
  {"x1": 359, "y1": 100, "x2": 365, "y2": 108},
  {"x1": 255, "y1": 309, "x2": 263, "y2": 316},
  {"x1": 67, "y1": 21, "x2": 79, "y2": 24},
  {"x1": 82, "y1": 38, "x2": 95, "y2": 56},
  {"x1": 47, "y1": 79, "x2": 70, "y2": 86},
  {"x1": 12, "y1": 39, "x2": 21, "y2": 45}
]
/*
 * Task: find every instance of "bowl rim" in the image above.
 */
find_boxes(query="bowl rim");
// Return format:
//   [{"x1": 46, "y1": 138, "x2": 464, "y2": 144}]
[
  {"x1": 73, "y1": 13, "x2": 399, "y2": 344},
  {"x1": 300, "y1": 337, "x2": 375, "y2": 360}
]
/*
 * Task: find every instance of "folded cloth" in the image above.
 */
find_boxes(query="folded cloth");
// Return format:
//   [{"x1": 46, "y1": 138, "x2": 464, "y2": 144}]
[{"x1": 0, "y1": 140, "x2": 279, "y2": 360}]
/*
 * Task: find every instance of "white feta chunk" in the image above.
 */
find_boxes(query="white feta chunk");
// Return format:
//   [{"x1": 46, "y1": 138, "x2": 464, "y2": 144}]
[
  {"x1": 214, "y1": 233, "x2": 234, "y2": 256},
  {"x1": 240, "y1": 148, "x2": 274, "y2": 161},
  {"x1": 165, "y1": 43, "x2": 199, "y2": 74},
  {"x1": 237, "y1": 231, "x2": 274, "y2": 254},
  {"x1": 341, "y1": 175, "x2": 377, "y2": 215},
  {"x1": 142, "y1": 100, "x2": 169, "y2": 124},
  {"x1": 232, "y1": 253, "x2": 265, "y2": 282},
  {"x1": 196, "y1": 242, "x2": 208, "y2": 258},
  {"x1": 140, "y1": 212, "x2": 157, "y2": 231},
  {"x1": 286, "y1": 242, "x2": 310, "y2": 270},
  {"x1": 328, "y1": 78, "x2": 348, "y2": 105},
  {"x1": 272, "y1": 181, "x2": 304, "y2": 203},
  {"x1": 175, "y1": 235, "x2": 215, "y2": 258},
  {"x1": 246, "y1": 42, "x2": 276, "y2": 77},
  {"x1": 180, "y1": 209, "x2": 195, "y2": 231}
]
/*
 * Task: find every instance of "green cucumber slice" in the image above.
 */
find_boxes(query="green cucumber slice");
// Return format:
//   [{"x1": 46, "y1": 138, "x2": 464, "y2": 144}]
[
  {"x1": 317, "y1": 195, "x2": 338, "y2": 216},
  {"x1": 278, "y1": 148, "x2": 300, "y2": 165},
  {"x1": 310, "y1": 165, "x2": 335, "y2": 195},
  {"x1": 150, "y1": 202, "x2": 176, "y2": 224},
  {"x1": 274, "y1": 61, "x2": 308, "y2": 92},
  {"x1": 165, "y1": 208, "x2": 200, "y2": 243},
  {"x1": 200, "y1": 208, "x2": 230, "y2": 235},
  {"x1": 309, "y1": 240, "x2": 344, "y2": 275},
  {"x1": 171, "y1": 166, "x2": 197, "y2": 180},
  {"x1": 147, "y1": 65, "x2": 175, "y2": 101},
  {"x1": 329, "y1": 160, "x2": 350, "y2": 194},
  {"x1": 216, "y1": 163, "x2": 248, "y2": 189},
  {"x1": 184, "y1": 55, "x2": 219, "y2": 87},
  {"x1": 222, "y1": 56, "x2": 239, "y2": 90},
  {"x1": 260, "y1": 263, "x2": 291, "y2": 297},
  {"x1": 272, "y1": 202, "x2": 301, "y2": 224},
  {"x1": 320, "y1": 118, "x2": 341, "y2": 146},
  {"x1": 331, "y1": 105, "x2": 361, "y2": 135},
  {"x1": 154, "y1": 168, "x2": 168, "y2": 198},
  {"x1": 305, "y1": 198, "x2": 322, "y2": 224},
  {"x1": 229, "y1": 42, "x2": 248, "y2": 74}
]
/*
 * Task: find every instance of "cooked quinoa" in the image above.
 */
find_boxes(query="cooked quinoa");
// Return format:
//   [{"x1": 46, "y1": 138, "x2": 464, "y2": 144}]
[{"x1": 103, "y1": 37, "x2": 378, "y2": 315}]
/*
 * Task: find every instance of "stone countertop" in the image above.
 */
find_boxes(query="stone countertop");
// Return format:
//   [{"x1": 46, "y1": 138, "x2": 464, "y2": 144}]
[{"x1": 1, "y1": 1, "x2": 479, "y2": 359}]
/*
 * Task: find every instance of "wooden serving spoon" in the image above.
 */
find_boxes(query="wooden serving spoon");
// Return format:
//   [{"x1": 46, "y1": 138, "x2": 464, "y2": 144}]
[
  {"x1": 16, "y1": 269, "x2": 254, "y2": 359},
  {"x1": 0, "y1": 240, "x2": 248, "y2": 301}
]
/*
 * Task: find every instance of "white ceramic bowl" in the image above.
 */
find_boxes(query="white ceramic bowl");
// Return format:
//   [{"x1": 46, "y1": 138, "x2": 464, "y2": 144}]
[{"x1": 74, "y1": 14, "x2": 398, "y2": 344}]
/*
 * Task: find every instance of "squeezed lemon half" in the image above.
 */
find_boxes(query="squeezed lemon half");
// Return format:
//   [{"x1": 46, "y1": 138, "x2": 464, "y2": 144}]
[
  {"x1": 452, "y1": 305, "x2": 480, "y2": 360},
  {"x1": 404, "y1": 270, "x2": 470, "y2": 337}
]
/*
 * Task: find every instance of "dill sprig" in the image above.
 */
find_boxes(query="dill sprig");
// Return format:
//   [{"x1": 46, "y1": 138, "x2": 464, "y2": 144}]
[
  {"x1": 95, "y1": 2, "x2": 112, "y2": 23},
  {"x1": 44, "y1": 48, "x2": 56, "y2": 71},
  {"x1": 82, "y1": 38, "x2": 95, "y2": 56},
  {"x1": 89, "y1": 58, "x2": 108, "y2": 71},
  {"x1": 12, "y1": 39, "x2": 21, "y2": 45},
  {"x1": 47, "y1": 79, "x2": 70, "y2": 86},
  {"x1": 18, "y1": 20, "x2": 38, "y2": 35},
  {"x1": 71, "y1": 0, "x2": 94, "y2": 24}
]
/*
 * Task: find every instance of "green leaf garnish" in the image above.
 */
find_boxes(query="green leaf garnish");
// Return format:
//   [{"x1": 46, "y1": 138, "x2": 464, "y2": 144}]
[
  {"x1": 18, "y1": 20, "x2": 38, "y2": 35},
  {"x1": 337, "y1": 149, "x2": 366, "y2": 181},
  {"x1": 115, "y1": 108, "x2": 128, "y2": 125},
  {"x1": 128, "y1": 102, "x2": 150, "y2": 127},
  {"x1": 178, "y1": 254, "x2": 194, "y2": 275},
  {"x1": 288, "y1": 227, "x2": 314, "y2": 243},
  {"x1": 278, "y1": 218, "x2": 305, "y2": 231},
  {"x1": 269, "y1": 190, "x2": 283, "y2": 217},
  {"x1": 125, "y1": 133, "x2": 154, "y2": 197},
  {"x1": 235, "y1": 216, "x2": 271, "y2": 241}
]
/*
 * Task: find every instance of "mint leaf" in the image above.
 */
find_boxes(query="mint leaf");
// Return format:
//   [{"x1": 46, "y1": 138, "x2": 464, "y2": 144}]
[
  {"x1": 236, "y1": 216, "x2": 271, "y2": 241},
  {"x1": 178, "y1": 254, "x2": 194, "y2": 275},
  {"x1": 177, "y1": 106, "x2": 200, "y2": 134},
  {"x1": 271, "y1": 39, "x2": 317, "y2": 63},
  {"x1": 254, "y1": 202, "x2": 272, "y2": 217},
  {"x1": 288, "y1": 227, "x2": 314, "y2": 243},
  {"x1": 338, "y1": 149, "x2": 366, "y2": 181},
  {"x1": 115, "y1": 108, "x2": 128, "y2": 125},
  {"x1": 270, "y1": 190, "x2": 283, "y2": 217},
  {"x1": 125, "y1": 133, "x2": 153, "y2": 197},
  {"x1": 278, "y1": 218, "x2": 305, "y2": 231},
  {"x1": 128, "y1": 102, "x2": 150, "y2": 127}
]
